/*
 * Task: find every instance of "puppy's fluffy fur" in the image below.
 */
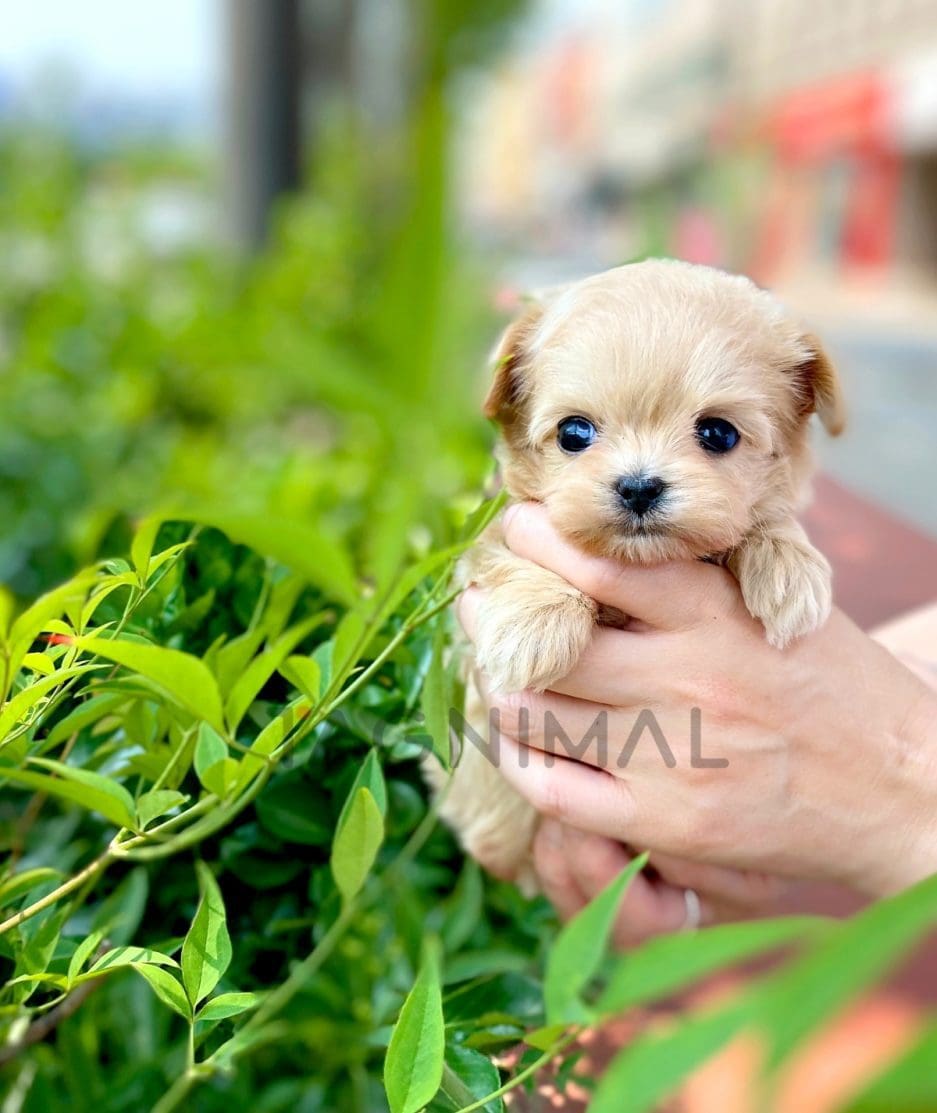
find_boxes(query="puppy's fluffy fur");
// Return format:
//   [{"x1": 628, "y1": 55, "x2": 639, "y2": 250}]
[{"x1": 431, "y1": 259, "x2": 845, "y2": 885}]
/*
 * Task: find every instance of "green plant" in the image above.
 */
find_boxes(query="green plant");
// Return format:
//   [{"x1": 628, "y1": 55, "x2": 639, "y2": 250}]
[{"x1": 4, "y1": 521, "x2": 937, "y2": 1113}]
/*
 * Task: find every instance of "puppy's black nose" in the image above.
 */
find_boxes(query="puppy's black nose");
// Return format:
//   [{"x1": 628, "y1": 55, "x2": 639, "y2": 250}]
[{"x1": 615, "y1": 473, "x2": 667, "y2": 516}]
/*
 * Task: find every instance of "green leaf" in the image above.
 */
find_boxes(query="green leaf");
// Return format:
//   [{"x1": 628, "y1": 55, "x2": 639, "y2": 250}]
[
  {"x1": 132, "y1": 963, "x2": 192, "y2": 1020},
  {"x1": 196, "y1": 991, "x2": 262, "y2": 1023},
  {"x1": 194, "y1": 722, "x2": 227, "y2": 781},
  {"x1": 442, "y1": 949, "x2": 532, "y2": 986},
  {"x1": 215, "y1": 627, "x2": 267, "y2": 697},
  {"x1": 367, "y1": 543, "x2": 466, "y2": 638},
  {"x1": 0, "y1": 760, "x2": 137, "y2": 830},
  {"x1": 544, "y1": 856, "x2": 646, "y2": 1025},
  {"x1": 20, "y1": 906, "x2": 69, "y2": 977},
  {"x1": 460, "y1": 491, "x2": 509, "y2": 543},
  {"x1": 338, "y1": 750, "x2": 388, "y2": 822},
  {"x1": 0, "y1": 587, "x2": 13, "y2": 642},
  {"x1": 523, "y1": 1024, "x2": 569, "y2": 1052},
  {"x1": 330, "y1": 786, "x2": 384, "y2": 903},
  {"x1": 330, "y1": 607, "x2": 368, "y2": 681},
  {"x1": 443, "y1": 972, "x2": 542, "y2": 1028},
  {"x1": 421, "y1": 613, "x2": 452, "y2": 768},
  {"x1": 255, "y1": 775, "x2": 331, "y2": 845},
  {"x1": 91, "y1": 868, "x2": 148, "y2": 946},
  {"x1": 760, "y1": 870, "x2": 937, "y2": 1070},
  {"x1": 0, "y1": 664, "x2": 102, "y2": 740},
  {"x1": 224, "y1": 614, "x2": 323, "y2": 731},
  {"x1": 433, "y1": 1044, "x2": 504, "y2": 1113},
  {"x1": 384, "y1": 940, "x2": 445, "y2": 1113},
  {"x1": 22, "y1": 653, "x2": 54, "y2": 676},
  {"x1": 590, "y1": 995, "x2": 757, "y2": 1113},
  {"x1": 136, "y1": 789, "x2": 188, "y2": 830},
  {"x1": 8, "y1": 571, "x2": 96, "y2": 651},
  {"x1": 66, "y1": 931, "x2": 104, "y2": 984},
  {"x1": 78, "y1": 576, "x2": 137, "y2": 629},
  {"x1": 45, "y1": 692, "x2": 127, "y2": 747},
  {"x1": 193, "y1": 725, "x2": 239, "y2": 796},
  {"x1": 87, "y1": 947, "x2": 179, "y2": 974},
  {"x1": 199, "y1": 757, "x2": 240, "y2": 799},
  {"x1": 597, "y1": 916, "x2": 825, "y2": 1016},
  {"x1": 279, "y1": 655, "x2": 321, "y2": 704},
  {"x1": 130, "y1": 514, "x2": 164, "y2": 581},
  {"x1": 233, "y1": 697, "x2": 309, "y2": 790},
  {"x1": 843, "y1": 1023, "x2": 937, "y2": 1112},
  {"x1": 210, "y1": 1021, "x2": 290, "y2": 1070},
  {"x1": 440, "y1": 860, "x2": 483, "y2": 953},
  {"x1": 181, "y1": 861, "x2": 232, "y2": 1006},
  {"x1": 147, "y1": 542, "x2": 192, "y2": 578},
  {"x1": 76, "y1": 636, "x2": 225, "y2": 733},
  {"x1": 199, "y1": 514, "x2": 358, "y2": 607},
  {"x1": 0, "y1": 867, "x2": 63, "y2": 908}
]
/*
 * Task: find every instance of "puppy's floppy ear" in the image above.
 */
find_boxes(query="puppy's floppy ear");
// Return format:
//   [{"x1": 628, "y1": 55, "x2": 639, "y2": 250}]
[
  {"x1": 482, "y1": 303, "x2": 545, "y2": 423},
  {"x1": 796, "y1": 334, "x2": 846, "y2": 436}
]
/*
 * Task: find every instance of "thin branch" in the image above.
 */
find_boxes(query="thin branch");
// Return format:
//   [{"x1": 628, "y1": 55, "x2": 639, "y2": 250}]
[
  {"x1": 0, "y1": 851, "x2": 110, "y2": 937},
  {"x1": 0, "y1": 975, "x2": 104, "y2": 1066}
]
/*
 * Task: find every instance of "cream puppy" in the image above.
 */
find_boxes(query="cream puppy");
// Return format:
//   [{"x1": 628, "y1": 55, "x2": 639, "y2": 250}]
[{"x1": 435, "y1": 259, "x2": 845, "y2": 884}]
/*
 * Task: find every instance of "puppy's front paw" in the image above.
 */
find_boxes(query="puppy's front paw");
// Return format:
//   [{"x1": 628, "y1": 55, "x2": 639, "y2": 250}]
[
  {"x1": 732, "y1": 531, "x2": 832, "y2": 649},
  {"x1": 474, "y1": 583, "x2": 596, "y2": 693}
]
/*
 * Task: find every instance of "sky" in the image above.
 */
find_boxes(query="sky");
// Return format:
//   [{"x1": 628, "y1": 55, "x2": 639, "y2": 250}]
[{"x1": 0, "y1": 0, "x2": 219, "y2": 102}]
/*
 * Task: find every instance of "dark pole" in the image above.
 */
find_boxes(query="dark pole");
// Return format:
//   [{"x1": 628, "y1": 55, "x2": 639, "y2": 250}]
[{"x1": 224, "y1": 0, "x2": 302, "y2": 251}]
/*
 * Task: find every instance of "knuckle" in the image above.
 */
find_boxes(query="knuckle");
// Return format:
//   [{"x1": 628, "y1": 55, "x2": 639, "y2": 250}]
[
  {"x1": 682, "y1": 803, "x2": 729, "y2": 859},
  {"x1": 531, "y1": 774, "x2": 570, "y2": 823},
  {"x1": 492, "y1": 688, "x2": 539, "y2": 736},
  {"x1": 581, "y1": 559, "x2": 623, "y2": 606},
  {"x1": 532, "y1": 826, "x2": 568, "y2": 886},
  {"x1": 686, "y1": 667, "x2": 744, "y2": 725}
]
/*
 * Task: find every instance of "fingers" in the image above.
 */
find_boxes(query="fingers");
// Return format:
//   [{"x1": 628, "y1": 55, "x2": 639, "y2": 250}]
[
  {"x1": 459, "y1": 589, "x2": 679, "y2": 707},
  {"x1": 534, "y1": 822, "x2": 715, "y2": 946},
  {"x1": 649, "y1": 852, "x2": 790, "y2": 911},
  {"x1": 496, "y1": 733, "x2": 650, "y2": 844},
  {"x1": 474, "y1": 670, "x2": 613, "y2": 767},
  {"x1": 545, "y1": 626, "x2": 677, "y2": 705},
  {"x1": 501, "y1": 502, "x2": 737, "y2": 630},
  {"x1": 531, "y1": 820, "x2": 589, "y2": 922},
  {"x1": 473, "y1": 672, "x2": 695, "y2": 786}
]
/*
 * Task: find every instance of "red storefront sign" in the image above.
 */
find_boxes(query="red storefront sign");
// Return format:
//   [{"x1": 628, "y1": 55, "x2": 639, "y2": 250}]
[{"x1": 771, "y1": 71, "x2": 893, "y2": 160}]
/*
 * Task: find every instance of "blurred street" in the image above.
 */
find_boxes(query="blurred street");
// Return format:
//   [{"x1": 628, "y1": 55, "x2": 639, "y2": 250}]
[{"x1": 821, "y1": 325, "x2": 937, "y2": 538}]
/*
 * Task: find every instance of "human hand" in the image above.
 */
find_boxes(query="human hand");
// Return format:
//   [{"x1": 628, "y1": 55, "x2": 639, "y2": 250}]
[
  {"x1": 532, "y1": 819, "x2": 788, "y2": 945},
  {"x1": 459, "y1": 503, "x2": 937, "y2": 898}
]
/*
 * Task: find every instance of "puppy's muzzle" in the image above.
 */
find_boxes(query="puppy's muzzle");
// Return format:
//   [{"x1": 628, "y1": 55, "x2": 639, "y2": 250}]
[{"x1": 615, "y1": 472, "x2": 667, "y2": 517}]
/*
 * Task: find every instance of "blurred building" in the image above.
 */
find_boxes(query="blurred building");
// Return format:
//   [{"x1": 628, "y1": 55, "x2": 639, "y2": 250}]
[
  {"x1": 460, "y1": 0, "x2": 937, "y2": 304},
  {"x1": 728, "y1": 0, "x2": 937, "y2": 286}
]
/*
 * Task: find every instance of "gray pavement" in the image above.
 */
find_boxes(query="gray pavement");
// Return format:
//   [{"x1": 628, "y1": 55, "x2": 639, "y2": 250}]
[{"x1": 819, "y1": 330, "x2": 937, "y2": 539}]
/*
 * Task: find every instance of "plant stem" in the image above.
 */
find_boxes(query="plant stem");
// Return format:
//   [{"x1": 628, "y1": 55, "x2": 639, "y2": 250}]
[
  {"x1": 319, "y1": 587, "x2": 459, "y2": 721},
  {"x1": 151, "y1": 1068, "x2": 198, "y2": 1113},
  {"x1": 453, "y1": 1030, "x2": 580, "y2": 1113},
  {"x1": 0, "y1": 850, "x2": 110, "y2": 936},
  {"x1": 147, "y1": 725, "x2": 195, "y2": 796},
  {"x1": 232, "y1": 900, "x2": 358, "y2": 1040}
]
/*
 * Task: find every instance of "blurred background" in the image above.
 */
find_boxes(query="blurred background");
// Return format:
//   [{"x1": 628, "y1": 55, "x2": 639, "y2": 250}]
[{"x1": 2, "y1": 0, "x2": 937, "y2": 617}]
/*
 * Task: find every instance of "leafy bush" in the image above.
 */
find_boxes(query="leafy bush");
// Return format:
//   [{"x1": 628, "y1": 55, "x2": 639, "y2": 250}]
[{"x1": 4, "y1": 523, "x2": 937, "y2": 1113}]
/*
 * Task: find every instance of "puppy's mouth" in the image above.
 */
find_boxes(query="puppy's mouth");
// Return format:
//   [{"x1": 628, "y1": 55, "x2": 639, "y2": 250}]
[{"x1": 617, "y1": 515, "x2": 671, "y2": 538}]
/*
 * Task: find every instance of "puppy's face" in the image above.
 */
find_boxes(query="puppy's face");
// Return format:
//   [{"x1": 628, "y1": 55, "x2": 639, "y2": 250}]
[{"x1": 485, "y1": 261, "x2": 844, "y2": 563}]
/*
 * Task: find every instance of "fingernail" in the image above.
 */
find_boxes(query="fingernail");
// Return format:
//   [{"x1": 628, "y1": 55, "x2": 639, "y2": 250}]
[
  {"x1": 503, "y1": 502, "x2": 519, "y2": 530},
  {"x1": 540, "y1": 820, "x2": 564, "y2": 848}
]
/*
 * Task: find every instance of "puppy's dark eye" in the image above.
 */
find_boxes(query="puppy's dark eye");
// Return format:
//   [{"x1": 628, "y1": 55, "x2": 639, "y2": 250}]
[
  {"x1": 557, "y1": 416, "x2": 597, "y2": 453},
  {"x1": 695, "y1": 417, "x2": 740, "y2": 454}
]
